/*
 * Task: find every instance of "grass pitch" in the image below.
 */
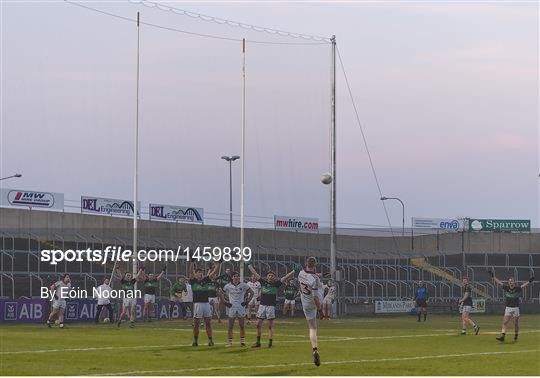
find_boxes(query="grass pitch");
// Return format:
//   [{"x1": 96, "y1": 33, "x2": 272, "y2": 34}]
[{"x1": 1, "y1": 314, "x2": 539, "y2": 375}]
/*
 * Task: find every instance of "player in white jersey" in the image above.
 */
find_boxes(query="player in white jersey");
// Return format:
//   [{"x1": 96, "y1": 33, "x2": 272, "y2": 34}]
[
  {"x1": 246, "y1": 274, "x2": 261, "y2": 324},
  {"x1": 298, "y1": 256, "x2": 322, "y2": 366},
  {"x1": 221, "y1": 272, "x2": 254, "y2": 347},
  {"x1": 46, "y1": 274, "x2": 71, "y2": 328},
  {"x1": 322, "y1": 280, "x2": 336, "y2": 320}
]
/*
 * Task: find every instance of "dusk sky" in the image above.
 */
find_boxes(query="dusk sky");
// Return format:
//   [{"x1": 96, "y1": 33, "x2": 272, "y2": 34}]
[{"x1": 1, "y1": 1, "x2": 538, "y2": 229}]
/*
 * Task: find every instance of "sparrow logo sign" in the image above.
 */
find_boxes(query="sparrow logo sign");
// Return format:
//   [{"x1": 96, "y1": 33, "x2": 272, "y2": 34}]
[
  {"x1": 468, "y1": 218, "x2": 530, "y2": 232},
  {"x1": 0, "y1": 188, "x2": 64, "y2": 210}
]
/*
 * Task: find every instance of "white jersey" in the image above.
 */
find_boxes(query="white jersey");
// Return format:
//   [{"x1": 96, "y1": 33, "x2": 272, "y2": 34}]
[
  {"x1": 298, "y1": 269, "x2": 321, "y2": 308},
  {"x1": 183, "y1": 283, "x2": 193, "y2": 302},
  {"x1": 224, "y1": 282, "x2": 250, "y2": 306},
  {"x1": 324, "y1": 285, "x2": 336, "y2": 301},
  {"x1": 94, "y1": 284, "x2": 112, "y2": 305},
  {"x1": 247, "y1": 281, "x2": 261, "y2": 298},
  {"x1": 54, "y1": 280, "x2": 71, "y2": 299}
]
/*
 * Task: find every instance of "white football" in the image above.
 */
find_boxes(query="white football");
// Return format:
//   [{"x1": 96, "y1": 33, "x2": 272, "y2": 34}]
[
  {"x1": 103, "y1": 317, "x2": 110, "y2": 323},
  {"x1": 321, "y1": 173, "x2": 332, "y2": 185}
]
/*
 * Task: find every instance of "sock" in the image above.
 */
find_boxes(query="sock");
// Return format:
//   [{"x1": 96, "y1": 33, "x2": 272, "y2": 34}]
[
  {"x1": 193, "y1": 335, "x2": 198, "y2": 343},
  {"x1": 240, "y1": 337, "x2": 245, "y2": 344},
  {"x1": 208, "y1": 336, "x2": 213, "y2": 342},
  {"x1": 417, "y1": 313, "x2": 421, "y2": 321},
  {"x1": 268, "y1": 338, "x2": 273, "y2": 347},
  {"x1": 313, "y1": 347, "x2": 318, "y2": 351},
  {"x1": 227, "y1": 338, "x2": 232, "y2": 344},
  {"x1": 256, "y1": 336, "x2": 261, "y2": 344},
  {"x1": 424, "y1": 314, "x2": 427, "y2": 320},
  {"x1": 309, "y1": 327, "x2": 318, "y2": 349}
]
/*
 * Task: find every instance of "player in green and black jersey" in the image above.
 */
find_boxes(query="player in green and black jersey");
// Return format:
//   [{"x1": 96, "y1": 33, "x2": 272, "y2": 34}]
[
  {"x1": 248, "y1": 264, "x2": 295, "y2": 348},
  {"x1": 115, "y1": 267, "x2": 145, "y2": 328},
  {"x1": 142, "y1": 267, "x2": 166, "y2": 322},
  {"x1": 188, "y1": 262, "x2": 221, "y2": 346},
  {"x1": 458, "y1": 277, "x2": 480, "y2": 335},
  {"x1": 169, "y1": 276, "x2": 188, "y2": 319},
  {"x1": 489, "y1": 271, "x2": 535, "y2": 342},
  {"x1": 282, "y1": 280, "x2": 299, "y2": 317}
]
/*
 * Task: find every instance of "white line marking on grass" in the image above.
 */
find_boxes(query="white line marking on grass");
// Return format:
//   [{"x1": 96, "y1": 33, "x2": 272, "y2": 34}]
[
  {"x1": 2, "y1": 330, "x2": 539, "y2": 355},
  {"x1": 96, "y1": 349, "x2": 540, "y2": 376}
]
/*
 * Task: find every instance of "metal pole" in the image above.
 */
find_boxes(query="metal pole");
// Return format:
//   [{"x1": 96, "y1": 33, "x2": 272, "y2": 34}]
[
  {"x1": 229, "y1": 160, "x2": 233, "y2": 227},
  {"x1": 240, "y1": 38, "x2": 246, "y2": 281},
  {"x1": 330, "y1": 35, "x2": 337, "y2": 315},
  {"x1": 133, "y1": 12, "x2": 140, "y2": 278}
]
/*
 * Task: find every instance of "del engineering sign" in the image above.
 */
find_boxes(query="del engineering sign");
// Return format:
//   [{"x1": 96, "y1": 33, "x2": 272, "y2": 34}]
[
  {"x1": 412, "y1": 217, "x2": 462, "y2": 231},
  {"x1": 0, "y1": 188, "x2": 64, "y2": 210},
  {"x1": 274, "y1": 215, "x2": 319, "y2": 233},
  {"x1": 81, "y1": 196, "x2": 140, "y2": 217},
  {"x1": 149, "y1": 204, "x2": 204, "y2": 223},
  {"x1": 468, "y1": 219, "x2": 530, "y2": 232}
]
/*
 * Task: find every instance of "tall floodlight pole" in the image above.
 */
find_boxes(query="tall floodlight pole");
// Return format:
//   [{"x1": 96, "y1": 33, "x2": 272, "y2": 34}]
[
  {"x1": 240, "y1": 38, "x2": 246, "y2": 281},
  {"x1": 380, "y1": 196, "x2": 405, "y2": 236},
  {"x1": 221, "y1": 155, "x2": 240, "y2": 227},
  {"x1": 133, "y1": 12, "x2": 140, "y2": 278},
  {"x1": 330, "y1": 36, "x2": 337, "y2": 314}
]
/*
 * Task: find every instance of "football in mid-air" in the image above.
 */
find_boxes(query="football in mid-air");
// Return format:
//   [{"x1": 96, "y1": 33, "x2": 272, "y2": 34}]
[
  {"x1": 321, "y1": 173, "x2": 332, "y2": 185},
  {"x1": 103, "y1": 317, "x2": 110, "y2": 323}
]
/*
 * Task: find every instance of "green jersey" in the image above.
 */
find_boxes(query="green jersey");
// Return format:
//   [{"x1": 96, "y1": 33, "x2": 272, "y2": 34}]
[
  {"x1": 284, "y1": 284, "x2": 297, "y2": 300},
  {"x1": 259, "y1": 278, "x2": 283, "y2": 306},
  {"x1": 143, "y1": 278, "x2": 158, "y2": 295},
  {"x1": 206, "y1": 280, "x2": 218, "y2": 297},
  {"x1": 190, "y1": 277, "x2": 212, "y2": 303},
  {"x1": 121, "y1": 278, "x2": 137, "y2": 296},
  {"x1": 170, "y1": 282, "x2": 187, "y2": 297},
  {"x1": 502, "y1": 285, "x2": 522, "y2": 307},
  {"x1": 462, "y1": 284, "x2": 473, "y2": 306}
]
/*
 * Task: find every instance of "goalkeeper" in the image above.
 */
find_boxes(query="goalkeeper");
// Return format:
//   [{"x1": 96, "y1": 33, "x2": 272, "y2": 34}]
[{"x1": 488, "y1": 270, "x2": 535, "y2": 342}]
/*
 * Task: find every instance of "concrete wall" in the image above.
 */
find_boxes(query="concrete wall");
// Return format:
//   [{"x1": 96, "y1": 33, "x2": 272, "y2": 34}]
[{"x1": 1, "y1": 208, "x2": 539, "y2": 257}]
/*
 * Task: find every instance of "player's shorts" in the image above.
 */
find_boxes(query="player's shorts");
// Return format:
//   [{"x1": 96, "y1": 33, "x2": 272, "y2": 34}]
[
  {"x1": 416, "y1": 299, "x2": 427, "y2": 308},
  {"x1": 208, "y1": 297, "x2": 219, "y2": 305},
  {"x1": 461, "y1": 305, "x2": 473, "y2": 313},
  {"x1": 257, "y1": 305, "x2": 276, "y2": 320},
  {"x1": 122, "y1": 298, "x2": 137, "y2": 308},
  {"x1": 193, "y1": 302, "x2": 213, "y2": 319},
  {"x1": 228, "y1": 304, "x2": 246, "y2": 318},
  {"x1": 169, "y1": 295, "x2": 183, "y2": 302},
  {"x1": 284, "y1": 299, "x2": 295, "y2": 306},
  {"x1": 144, "y1": 294, "x2": 156, "y2": 304},
  {"x1": 52, "y1": 299, "x2": 67, "y2": 310},
  {"x1": 248, "y1": 296, "x2": 259, "y2": 306},
  {"x1": 302, "y1": 305, "x2": 318, "y2": 320},
  {"x1": 504, "y1": 307, "x2": 520, "y2": 317}
]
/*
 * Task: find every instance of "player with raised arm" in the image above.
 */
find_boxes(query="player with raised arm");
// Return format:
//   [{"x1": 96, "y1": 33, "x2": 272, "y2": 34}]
[
  {"x1": 221, "y1": 271, "x2": 254, "y2": 347},
  {"x1": 458, "y1": 277, "x2": 480, "y2": 335},
  {"x1": 414, "y1": 281, "x2": 429, "y2": 322},
  {"x1": 282, "y1": 279, "x2": 299, "y2": 317},
  {"x1": 189, "y1": 261, "x2": 221, "y2": 346},
  {"x1": 489, "y1": 271, "x2": 535, "y2": 342},
  {"x1": 248, "y1": 264, "x2": 295, "y2": 348},
  {"x1": 142, "y1": 267, "x2": 166, "y2": 322},
  {"x1": 247, "y1": 274, "x2": 261, "y2": 324},
  {"x1": 116, "y1": 267, "x2": 144, "y2": 328},
  {"x1": 46, "y1": 274, "x2": 71, "y2": 329},
  {"x1": 169, "y1": 276, "x2": 187, "y2": 319},
  {"x1": 322, "y1": 279, "x2": 336, "y2": 320},
  {"x1": 207, "y1": 263, "x2": 222, "y2": 323},
  {"x1": 298, "y1": 256, "x2": 322, "y2": 366}
]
